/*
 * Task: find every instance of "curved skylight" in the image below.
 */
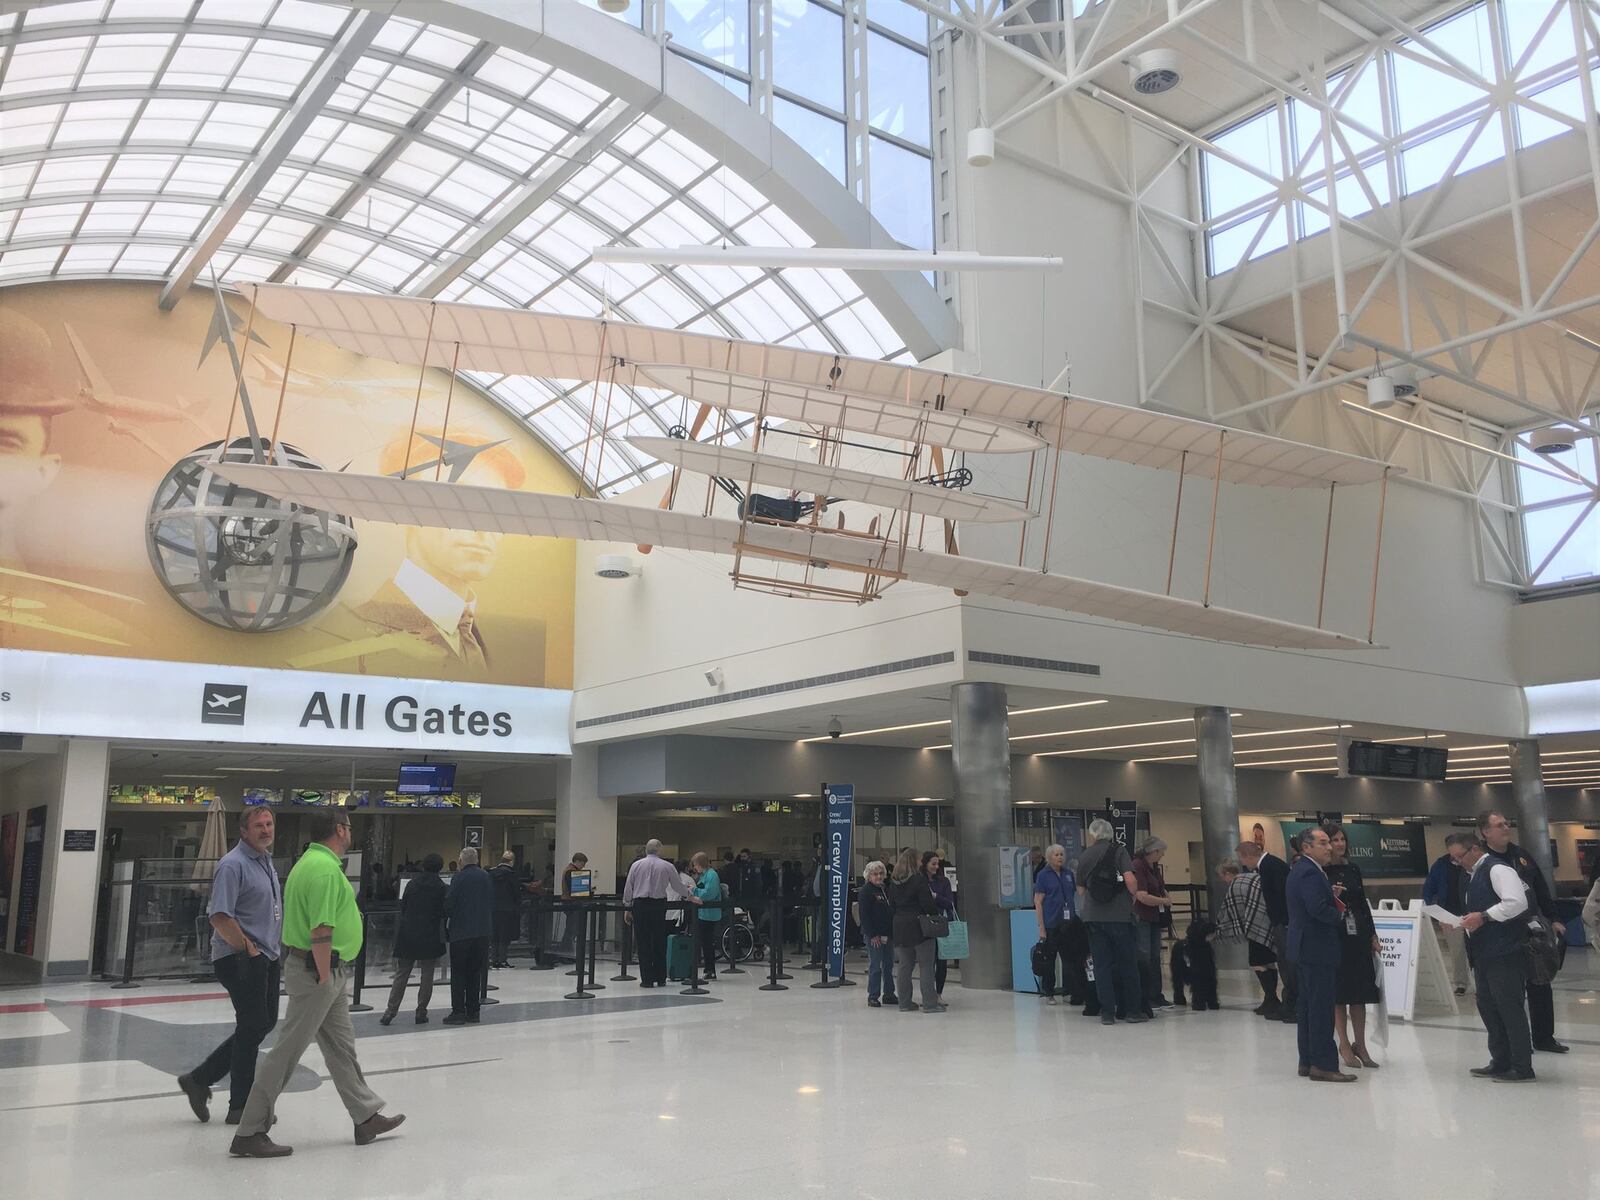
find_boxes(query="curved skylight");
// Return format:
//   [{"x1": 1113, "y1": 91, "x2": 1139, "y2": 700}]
[{"x1": 0, "y1": 0, "x2": 934, "y2": 493}]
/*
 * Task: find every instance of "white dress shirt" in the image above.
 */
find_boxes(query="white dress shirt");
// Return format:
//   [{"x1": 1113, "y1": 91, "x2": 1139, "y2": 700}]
[
  {"x1": 1468, "y1": 855, "x2": 1528, "y2": 924},
  {"x1": 393, "y1": 558, "x2": 476, "y2": 653},
  {"x1": 622, "y1": 853, "x2": 687, "y2": 904}
]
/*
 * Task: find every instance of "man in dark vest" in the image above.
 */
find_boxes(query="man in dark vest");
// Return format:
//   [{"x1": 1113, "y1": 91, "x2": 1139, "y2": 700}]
[
  {"x1": 1457, "y1": 834, "x2": 1535, "y2": 1083},
  {"x1": 1477, "y1": 810, "x2": 1567, "y2": 1054}
]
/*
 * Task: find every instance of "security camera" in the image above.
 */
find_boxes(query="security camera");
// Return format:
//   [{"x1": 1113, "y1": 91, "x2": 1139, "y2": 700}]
[
  {"x1": 705, "y1": 667, "x2": 725, "y2": 688},
  {"x1": 827, "y1": 716, "x2": 843, "y2": 740}
]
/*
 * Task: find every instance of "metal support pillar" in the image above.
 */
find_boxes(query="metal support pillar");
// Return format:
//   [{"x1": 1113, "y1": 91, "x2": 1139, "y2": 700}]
[
  {"x1": 1193, "y1": 706, "x2": 1244, "y2": 968},
  {"x1": 949, "y1": 682, "x2": 1011, "y2": 990},
  {"x1": 1508, "y1": 739, "x2": 1554, "y2": 896}
]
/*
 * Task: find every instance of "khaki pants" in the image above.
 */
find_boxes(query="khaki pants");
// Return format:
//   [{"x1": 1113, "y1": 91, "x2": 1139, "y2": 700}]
[
  {"x1": 1440, "y1": 925, "x2": 1471, "y2": 992},
  {"x1": 237, "y1": 957, "x2": 385, "y2": 1137}
]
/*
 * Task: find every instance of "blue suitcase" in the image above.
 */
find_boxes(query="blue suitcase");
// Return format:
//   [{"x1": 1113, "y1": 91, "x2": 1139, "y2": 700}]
[{"x1": 667, "y1": 933, "x2": 693, "y2": 982}]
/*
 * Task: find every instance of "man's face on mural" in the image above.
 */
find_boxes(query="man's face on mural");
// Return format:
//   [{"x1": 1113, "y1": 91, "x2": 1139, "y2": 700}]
[{"x1": 0, "y1": 414, "x2": 61, "y2": 514}]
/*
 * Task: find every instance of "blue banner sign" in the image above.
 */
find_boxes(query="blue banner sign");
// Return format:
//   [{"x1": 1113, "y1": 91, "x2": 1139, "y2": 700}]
[{"x1": 824, "y1": 783, "x2": 855, "y2": 978}]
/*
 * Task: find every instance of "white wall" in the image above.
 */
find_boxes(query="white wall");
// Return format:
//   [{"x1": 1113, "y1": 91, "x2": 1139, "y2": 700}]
[{"x1": 1512, "y1": 592, "x2": 1600, "y2": 685}]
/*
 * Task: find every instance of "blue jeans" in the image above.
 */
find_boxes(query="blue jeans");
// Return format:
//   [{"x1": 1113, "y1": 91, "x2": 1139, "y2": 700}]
[
  {"x1": 1086, "y1": 921, "x2": 1141, "y2": 1020},
  {"x1": 866, "y1": 939, "x2": 894, "y2": 999}
]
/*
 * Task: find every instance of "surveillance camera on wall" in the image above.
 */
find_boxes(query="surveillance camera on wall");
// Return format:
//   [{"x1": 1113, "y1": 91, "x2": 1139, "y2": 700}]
[
  {"x1": 704, "y1": 667, "x2": 725, "y2": 688},
  {"x1": 827, "y1": 716, "x2": 843, "y2": 740}
]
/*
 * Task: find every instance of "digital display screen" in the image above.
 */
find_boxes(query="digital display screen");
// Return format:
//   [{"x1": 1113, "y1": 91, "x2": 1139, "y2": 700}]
[
  {"x1": 1346, "y1": 741, "x2": 1448, "y2": 782},
  {"x1": 397, "y1": 763, "x2": 457, "y2": 795}
]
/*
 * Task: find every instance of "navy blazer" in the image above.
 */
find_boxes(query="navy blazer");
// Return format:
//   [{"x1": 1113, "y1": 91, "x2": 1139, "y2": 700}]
[
  {"x1": 1285, "y1": 857, "x2": 1343, "y2": 967},
  {"x1": 1256, "y1": 852, "x2": 1290, "y2": 926}
]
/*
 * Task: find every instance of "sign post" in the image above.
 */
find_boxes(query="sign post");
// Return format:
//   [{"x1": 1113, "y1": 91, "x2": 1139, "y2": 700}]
[
  {"x1": 823, "y1": 783, "x2": 854, "y2": 981},
  {"x1": 1108, "y1": 800, "x2": 1137, "y2": 848}
]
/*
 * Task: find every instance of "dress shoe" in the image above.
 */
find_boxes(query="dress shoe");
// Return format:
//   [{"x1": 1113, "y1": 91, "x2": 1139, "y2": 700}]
[
  {"x1": 921, "y1": 1003, "x2": 948, "y2": 1013},
  {"x1": 354, "y1": 1111, "x2": 406, "y2": 1145},
  {"x1": 1251, "y1": 1001, "x2": 1268, "y2": 1014},
  {"x1": 1532, "y1": 1039, "x2": 1569, "y2": 1054},
  {"x1": 867, "y1": 997, "x2": 882, "y2": 1008},
  {"x1": 1491, "y1": 1068, "x2": 1537, "y2": 1083},
  {"x1": 177, "y1": 1073, "x2": 210, "y2": 1123},
  {"x1": 1100, "y1": 1015, "x2": 1115, "y2": 1026},
  {"x1": 415, "y1": 1012, "x2": 428, "y2": 1025},
  {"x1": 1470, "y1": 1064, "x2": 1508, "y2": 1078},
  {"x1": 1308, "y1": 1067, "x2": 1357, "y2": 1082},
  {"x1": 442, "y1": 1013, "x2": 467, "y2": 1026},
  {"x1": 1044, "y1": 995, "x2": 1058, "y2": 1005},
  {"x1": 1124, "y1": 1013, "x2": 1151, "y2": 1024},
  {"x1": 1358, "y1": 1053, "x2": 1381, "y2": 1069},
  {"x1": 378, "y1": 1013, "x2": 394, "y2": 1026},
  {"x1": 882, "y1": 995, "x2": 899, "y2": 1006},
  {"x1": 1297, "y1": 1065, "x2": 1310, "y2": 1078},
  {"x1": 229, "y1": 1133, "x2": 292, "y2": 1158},
  {"x1": 1278, "y1": 1012, "x2": 1298, "y2": 1024},
  {"x1": 465, "y1": 1014, "x2": 480, "y2": 1023},
  {"x1": 898, "y1": 1003, "x2": 918, "y2": 1012}
]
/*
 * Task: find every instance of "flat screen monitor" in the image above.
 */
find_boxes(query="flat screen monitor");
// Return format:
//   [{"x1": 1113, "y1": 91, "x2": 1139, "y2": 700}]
[{"x1": 397, "y1": 762, "x2": 456, "y2": 795}]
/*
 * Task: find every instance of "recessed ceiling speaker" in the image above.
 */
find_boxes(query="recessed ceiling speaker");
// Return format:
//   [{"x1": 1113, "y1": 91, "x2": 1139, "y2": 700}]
[
  {"x1": 1366, "y1": 374, "x2": 1398, "y2": 410},
  {"x1": 967, "y1": 127, "x2": 995, "y2": 167},
  {"x1": 1388, "y1": 364, "x2": 1420, "y2": 398},
  {"x1": 595, "y1": 553, "x2": 636, "y2": 579},
  {"x1": 598, "y1": 0, "x2": 630, "y2": 13},
  {"x1": 1130, "y1": 49, "x2": 1181, "y2": 95},
  {"x1": 1530, "y1": 426, "x2": 1579, "y2": 455}
]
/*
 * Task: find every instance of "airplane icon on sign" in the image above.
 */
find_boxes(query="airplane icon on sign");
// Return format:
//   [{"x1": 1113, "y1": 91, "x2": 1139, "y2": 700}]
[{"x1": 200, "y1": 683, "x2": 248, "y2": 725}]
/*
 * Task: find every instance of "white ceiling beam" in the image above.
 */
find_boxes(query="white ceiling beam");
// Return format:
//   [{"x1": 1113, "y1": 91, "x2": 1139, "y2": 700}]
[
  {"x1": 156, "y1": 8, "x2": 391, "y2": 311},
  {"x1": 409, "y1": 97, "x2": 645, "y2": 299}
]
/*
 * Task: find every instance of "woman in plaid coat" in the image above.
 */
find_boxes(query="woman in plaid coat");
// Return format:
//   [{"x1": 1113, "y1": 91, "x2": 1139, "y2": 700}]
[{"x1": 1217, "y1": 858, "x2": 1281, "y2": 1018}]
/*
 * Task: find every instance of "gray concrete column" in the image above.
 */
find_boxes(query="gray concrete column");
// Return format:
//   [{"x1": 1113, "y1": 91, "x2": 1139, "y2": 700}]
[
  {"x1": 950, "y1": 682, "x2": 1012, "y2": 990},
  {"x1": 1193, "y1": 707, "x2": 1243, "y2": 963},
  {"x1": 1509, "y1": 738, "x2": 1554, "y2": 894}
]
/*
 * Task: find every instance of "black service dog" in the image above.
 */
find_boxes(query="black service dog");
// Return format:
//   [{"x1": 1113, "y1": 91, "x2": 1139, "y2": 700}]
[{"x1": 1170, "y1": 919, "x2": 1220, "y2": 1010}]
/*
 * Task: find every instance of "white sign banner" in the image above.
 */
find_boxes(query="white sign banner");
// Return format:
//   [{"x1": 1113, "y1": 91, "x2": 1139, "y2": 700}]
[
  {"x1": 0, "y1": 648, "x2": 571, "y2": 755},
  {"x1": 1373, "y1": 914, "x2": 1418, "y2": 1021}
]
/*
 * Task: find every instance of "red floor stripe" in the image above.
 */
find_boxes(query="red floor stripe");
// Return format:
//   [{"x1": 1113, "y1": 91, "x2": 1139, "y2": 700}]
[
  {"x1": 0, "y1": 1003, "x2": 47, "y2": 1014},
  {"x1": 66, "y1": 992, "x2": 229, "y2": 1008}
]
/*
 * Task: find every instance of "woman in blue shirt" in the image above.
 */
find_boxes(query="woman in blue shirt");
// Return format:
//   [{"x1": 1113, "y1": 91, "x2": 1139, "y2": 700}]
[
  {"x1": 689, "y1": 852, "x2": 722, "y2": 980},
  {"x1": 1033, "y1": 844, "x2": 1084, "y2": 1005}
]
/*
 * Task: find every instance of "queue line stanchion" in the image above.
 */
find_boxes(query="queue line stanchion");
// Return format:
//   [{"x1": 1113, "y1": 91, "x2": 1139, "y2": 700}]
[
  {"x1": 719, "y1": 899, "x2": 744, "y2": 975},
  {"x1": 680, "y1": 901, "x2": 708, "y2": 996},
  {"x1": 611, "y1": 908, "x2": 636, "y2": 982},
  {"x1": 564, "y1": 902, "x2": 594, "y2": 1000},
  {"x1": 529, "y1": 894, "x2": 556, "y2": 971},
  {"x1": 586, "y1": 902, "x2": 605, "y2": 990},
  {"x1": 565, "y1": 896, "x2": 583, "y2": 975},
  {"x1": 776, "y1": 898, "x2": 793, "y2": 980},
  {"x1": 110, "y1": 869, "x2": 142, "y2": 989},
  {"x1": 759, "y1": 895, "x2": 788, "y2": 991},
  {"x1": 349, "y1": 910, "x2": 374, "y2": 1011}
]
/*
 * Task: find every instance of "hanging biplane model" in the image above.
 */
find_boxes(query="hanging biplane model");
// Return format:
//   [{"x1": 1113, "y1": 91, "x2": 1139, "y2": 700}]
[{"x1": 211, "y1": 284, "x2": 1400, "y2": 653}]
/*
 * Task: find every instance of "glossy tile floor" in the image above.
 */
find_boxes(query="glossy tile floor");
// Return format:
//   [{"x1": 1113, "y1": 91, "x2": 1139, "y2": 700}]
[{"x1": 2, "y1": 950, "x2": 1597, "y2": 1199}]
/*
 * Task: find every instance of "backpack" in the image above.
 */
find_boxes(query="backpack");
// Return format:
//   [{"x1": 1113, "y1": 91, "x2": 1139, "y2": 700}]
[{"x1": 1086, "y1": 845, "x2": 1124, "y2": 904}]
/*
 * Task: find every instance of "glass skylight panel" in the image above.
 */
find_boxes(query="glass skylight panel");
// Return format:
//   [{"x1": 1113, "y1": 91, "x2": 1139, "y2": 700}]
[
  {"x1": 138, "y1": 201, "x2": 209, "y2": 237},
  {"x1": 868, "y1": 32, "x2": 931, "y2": 147},
  {"x1": 1300, "y1": 166, "x2": 1389, "y2": 236},
  {"x1": 774, "y1": 98, "x2": 847, "y2": 183},
  {"x1": 1517, "y1": 75, "x2": 1586, "y2": 147},
  {"x1": 55, "y1": 99, "x2": 140, "y2": 145},
  {"x1": 18, "y1": 1, "x2": 106, "y2": 27},
  {"x1": 1515, "y1": 438, "x2": 1597, "y2": 505},
  {"x1": 773, "y1": 0, "x2": 844, "y2": 109},
  {"x1": 131, "y1": 99, "x2": 212, "y2": 143},
  {"x1": 314, "y1": 119, "x2": 389, "y2": 173},
  {"x1": 249, "y1": 214, "x2": 316, "y2": 253},
  {"x1": 1400, "y1": 117, "x2": 1504, "y2": 194},
  {"x1": 866, "y1": 0, "x2": 928, "y2": 43},
  {"x1": 1524, "y1": 501, "x2": 1600, "y2": 584},
  {"x1": 428, "y1": 157, "x2": 516, "y2": 216},
  {"x1": 528, "y1": 72, "x2": 608, "y2": 124},
  {"x1": 1392, "y1": 6, "x2": 1494, "y2": 137},
  {"x1": 0, "y1": 246, "x2": 66, "y2": 277},
  {"x1": 61, "y1": 243, "x2": 123, "y2": 271},
  {"x1": 195, "y1": 101, "x2": 277, "y2": 150},
  {"x1": 666, "y1": 0, "x2": 749, "y2": 69},
  {"x1": 1502, "y1": 0, "x2": 1579, "y2": 82},
  {"x1": 224, "y1": 253, "x2": 279, "y2": 281},
  {"x1": 269, "y1": 0, "x2": 348, "y2": 36},
  {"x1": 163, "y1": 37, "x2": 251, "y2": 89},
  {"x1": 12, "y1": 202, "x2": 87, "y2": 240},
  {"x1": 232, "y1": 42, "x2": 320, "y2": 98},
  {"x1": 3, "y1": 39, "x2": 92, "y2": 95},
  {"x1": 869, "y1": 134, "x2": 933, "y2": 248},
  {"x1": 31, "y1": 154, "x2": 112, "y2": 195},
  {"x1": 637, "y1": 136, "x2": 708, "y2": 189}
]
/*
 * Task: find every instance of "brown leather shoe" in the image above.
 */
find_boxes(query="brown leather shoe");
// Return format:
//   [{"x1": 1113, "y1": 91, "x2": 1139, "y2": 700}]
[
  {"x1": 229, "y1": 1132, "x2": 293, "y2": 1158},
  {"x1": 1297, "y1": 1064, "x2": 1310, "y2": 1077},
  {"x1": 1308, "y1": 1067, "x2": 1358, "y2": 1083},
  {"x1": 354, "y1": 1111, "x2": 406, "y2": 1145}
]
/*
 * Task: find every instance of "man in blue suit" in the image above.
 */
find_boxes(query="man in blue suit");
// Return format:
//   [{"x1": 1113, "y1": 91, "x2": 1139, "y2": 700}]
[{"x1": 1287, "y1": 826, "x2": 1356, "y2": 1082}]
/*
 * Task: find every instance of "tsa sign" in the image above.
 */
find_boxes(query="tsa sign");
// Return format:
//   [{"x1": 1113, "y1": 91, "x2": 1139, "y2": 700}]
[{"x1": 998, "y1": 845, "x2": 1032, "y2": 908}]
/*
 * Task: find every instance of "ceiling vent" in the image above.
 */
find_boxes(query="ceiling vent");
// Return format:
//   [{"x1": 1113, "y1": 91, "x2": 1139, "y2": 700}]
[
  {"x1": 1530, "y1": 426, "x2": 1579, "y2": 456},
  {"x1": 1130, "y1": 50, "x2": 1181, "y2": 95}
]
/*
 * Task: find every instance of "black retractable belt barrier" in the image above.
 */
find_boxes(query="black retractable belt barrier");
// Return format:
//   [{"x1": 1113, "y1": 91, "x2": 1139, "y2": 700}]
[
  {"x1": 111, "y1": 869, "x2": 143, "y2": 989},
  {"x1": 565, "y1": 902, "x2": 594, "y2": 1000},
  {"x1": 679, "y1": 901, "x2": 708, "y2": 996},
  {"x1": 586, "y1": 903, "x2": 605, "y2": 990},
  {"x1": 611, "y1": 909, "x2": 636, "y2": 982},
  {"x1": 349, "y1": 910, "x2": 374, "y2": 1011},
  {"x1": 529, "y1": 894, "x2": 556, "y2": 971},
  {"x1": 759, "y1": 895, "x2": 788, "y2": 991},
  {"x1": 719, "y1": 902, "x2": 745, "y2": 975}
]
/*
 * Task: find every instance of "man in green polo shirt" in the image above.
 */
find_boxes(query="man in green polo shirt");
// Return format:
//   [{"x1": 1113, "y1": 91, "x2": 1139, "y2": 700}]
[{"x1": 229, "y1": 809, "x2": 405, "y2": 1159}]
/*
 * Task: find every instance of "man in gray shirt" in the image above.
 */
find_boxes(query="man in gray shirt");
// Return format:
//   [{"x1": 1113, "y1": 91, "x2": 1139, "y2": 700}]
[
  {"x1": 1076, "y1": 819, "x2": 1147, "y2": 1027},
  {"x1": 178, "y1": 806, "x2": 284, "y2": 1125}
]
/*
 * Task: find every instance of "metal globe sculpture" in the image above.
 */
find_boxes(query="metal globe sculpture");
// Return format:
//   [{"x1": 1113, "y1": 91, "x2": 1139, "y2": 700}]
[{"x1": 146, "y1": 437, "x2": 358, "y2": 632}]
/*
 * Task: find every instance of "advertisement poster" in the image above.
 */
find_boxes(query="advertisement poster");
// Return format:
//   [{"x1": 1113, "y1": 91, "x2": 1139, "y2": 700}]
[
  {"x1": 1280, "y1": 820, "x2": 1429, "y2": 877},
  {"x1": 0, "y1": 811, "x2": 16, "y2": 931},
  {"x1": 0, "y1": 281, "x2": 575, "y2": 687},
  {"x1": 12, "y1": 805, "x2": 47, "y2": 956},
  {"x1": 1051, "y1": 812, "x2": 1085, "y2": 867},
  {"x1": 823, "y1": 784, "x2": 854, "y2": 979}
]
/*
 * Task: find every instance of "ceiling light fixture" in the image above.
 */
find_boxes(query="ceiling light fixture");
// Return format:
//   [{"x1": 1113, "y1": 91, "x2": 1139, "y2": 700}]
[
  {"x1": 1034, "y1": 723, "x2": 1342, "y2": 759},
  {"x1": 590, "y1": 245, "x2": 1065, "y2": 272},
  {"x1": 825, "y1": 700, "x2": 1107, "y2": 746},
  {"x1": 1236, "y1": 756, "x2": 1341, "y2": 768},
  {"x1": 217, "y1": 766, "x2": 282, "y2": 773},
  {"x1": 163, "y1": 773, "x2": 222, "y2": 780}
]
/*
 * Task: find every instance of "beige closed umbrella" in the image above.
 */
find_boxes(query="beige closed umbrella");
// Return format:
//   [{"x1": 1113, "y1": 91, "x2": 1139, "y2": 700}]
[{"x1": 191, "y1": 796, "x2": 231, "y2": 887}]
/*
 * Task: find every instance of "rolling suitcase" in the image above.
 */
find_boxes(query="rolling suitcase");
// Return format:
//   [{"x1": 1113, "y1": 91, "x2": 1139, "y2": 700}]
[{"x1": 667, "y1": 932, "x2": 693, "y2": 982}]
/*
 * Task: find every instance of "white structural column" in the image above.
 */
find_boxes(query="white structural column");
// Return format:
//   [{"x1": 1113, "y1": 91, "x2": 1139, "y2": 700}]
[
  {"x1": 556, "y1": 745, "x2": 618, "y2": 895},
  {"x1": 1193, "y1": 707, "x2": 1243, "y2": 965},
  {"x1": 1508, "y1": 738, "x2": 1554, "y2": 895},
  {"x1": 949, "y1": 682, "x2": 1011, "y2": 990},
  {"x1": 42, "y1": 739, "x2": 112, "y2": 980}
]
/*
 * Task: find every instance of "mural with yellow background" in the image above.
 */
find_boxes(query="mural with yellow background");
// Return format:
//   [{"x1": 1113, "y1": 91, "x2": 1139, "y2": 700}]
[{"x1": 0, "y1": 280, "x2": 575, "y2": 688}]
